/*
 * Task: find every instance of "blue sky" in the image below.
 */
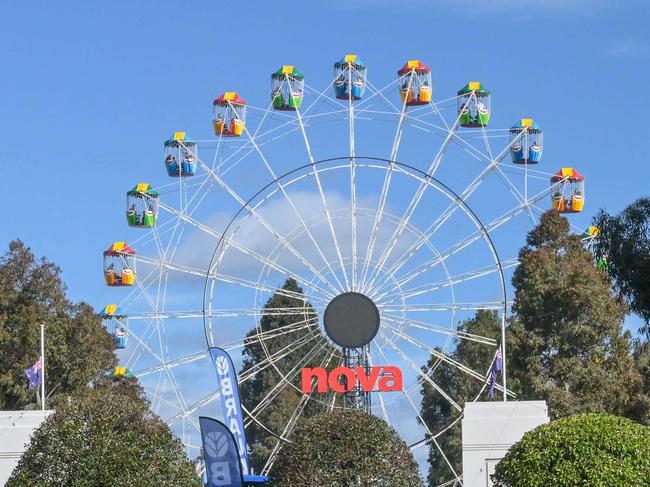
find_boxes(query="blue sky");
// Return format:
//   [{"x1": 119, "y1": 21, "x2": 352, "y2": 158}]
[
  {"x1": 2, "y1": 0, "x2": 650, "y2": 478},
  {"x1": 1, "y1": 0, "x2": 649, "y2": 309}
]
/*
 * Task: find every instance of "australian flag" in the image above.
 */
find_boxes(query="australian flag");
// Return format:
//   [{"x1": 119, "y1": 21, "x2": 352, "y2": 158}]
[
  {"x1": 488, "y1": 348, "x2": 503, "y2": 400},
  {"x1": 24, "y1": 357, "x2": 42, "y2": 389}
]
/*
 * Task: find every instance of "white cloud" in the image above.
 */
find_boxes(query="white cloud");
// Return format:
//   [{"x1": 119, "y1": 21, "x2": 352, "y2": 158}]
[{"x1": 605, "y1": 38, "x2": 650, "y2": 57}]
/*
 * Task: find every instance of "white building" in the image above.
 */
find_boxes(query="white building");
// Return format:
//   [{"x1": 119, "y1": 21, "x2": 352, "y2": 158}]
[
  {"x1": 462, "y1": 401, "x2": 549, "y2": 487},
  {"x1": 0, "y1": 410, "x2": 52, "y2": 485}
]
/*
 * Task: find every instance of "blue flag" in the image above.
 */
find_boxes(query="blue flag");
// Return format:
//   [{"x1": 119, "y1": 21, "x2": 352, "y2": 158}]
[
  {"x1": 200, "y1": 417, "x2": 244, "y2": 487},
  {"x1": 24, "y1": 357, "x2": 42, "y2": 390},
  {"x1": 209, "y1": 347, "x2": 250, "y2": 475},
  {"x1": 488, "y1": 347, "x2": 503, "y2": 400}
]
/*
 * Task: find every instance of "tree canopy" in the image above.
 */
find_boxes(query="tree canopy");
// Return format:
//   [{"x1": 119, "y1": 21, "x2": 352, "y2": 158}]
[
  {"x1": 7, "y1": 377, "x2": 199, "y2": 486},
  {"x1": 0, "y1": 240, "x2": 116, "y2": 410},
  {"x1": 421, "y1": 211, "x2": 650, "y2": 484},
  {"x1": 508, "y1": 210, "x2": 649, "y2": 422},
  {"x1": 272, "y1": 410, "x2": 422, "y2": 486},
  {"x1": 594, "y1": 197, "x2": 650, "y2": 334},
  {"x1": 492, "y1": 413, "x2": 650, "y2": 486}
]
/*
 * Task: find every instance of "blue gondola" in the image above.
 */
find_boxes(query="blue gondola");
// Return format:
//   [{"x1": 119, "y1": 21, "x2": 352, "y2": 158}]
[
  {"x1": 333, "y1": 55, "x2": 367, "y2": 100},
  {"x1": 164, "y1": 132, "x2": 197, "y2": 177},
  {"x1": 509, "y1": 119, "x2": 543, "y2": 164}
]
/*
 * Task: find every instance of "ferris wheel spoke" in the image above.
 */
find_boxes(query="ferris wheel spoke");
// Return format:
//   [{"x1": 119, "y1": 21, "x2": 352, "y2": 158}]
[
  {"x1": 358, "y1": 75, "x2": 413, "y2": 293},
  {"x1": 131, "y1": 253, "x2": 330, "y2": 304},
  {"x1": 153, "y1": 197, "x2": 335, "y2": 299},
  {"x1": 381, "y1": 321, "x2": 509, "y2": 394},
  {"x1": 134, "y1": 350, "x2": 210, "y2": 378},
  {"x1": 401, "y1": 380, "x2": 463, "y2": 484},
  {"x1": 143, "y1": 377, "x2": 191, "y2": 415},
  {"x1": 374, "y1": 258, "x2": 518, "y2": 304},
  {"x1": 364, "y1": 115, "x2": 463, "y2": 290},
  {"x1": 219, "y1": 318, "x2": 318, "y2": 352},
  {"x1": 493, "y1": 163, "x2": 537, "y2": 223},
  {"x1": 366, "y1": 158, "x2": 509, "y2": 295},
  {"x1": 371, "y1": 182, "x2": 559, "y2": 296},
  {"x1": 130, "y1": 278, "x2": 170, "y2": 370},
  {"x1": 209, "y1": 307, "x2": 323, "y2": 318},
  {"x1": 244, "y1": 340, "x2": 329, "y2": 439},
  {"x1": 238, "y1": 330, "x2": 323, "y2": 384},
  {"x1": 379, "y1": 313, "x2": 497, "y2": 347},
  {"x1": 244, "y1": 340, "x2": 331, "y2": 425},
  {"x1": 295, "y1": 105, "x2": 351, "y2": 290},
  {"x1": 346, "y1": 64, "x2": 359, "y2": 291},
  {"x1": 401, "y1": 386, "x2": 465, "y2": 487},
  {"x1": 355, "y1": 77, "x2": 402, "y2": 114},
  {"x1": 379, "y1": 301, "x2": 509, "y2": 313},
  {"x1": 358, "y1": 109, "x2": 455, "y2": 139},
  {"x1": 239, "y1": 112, "x2": 345, "y2": 294},
  {"x1": 244, "y1": 336, "x2": 329, "y2": 421},
  {"x1": 260, "y1": 346, "x2": 337, "y2": 476},
  {"x1": 125, "y1": 318, "x2": 161, "y2": 371},
  {"x1": 214, "y1": 107, "x2": 352, "y2": 176},
  {"x1": 426, "y1": 93, "x2": 454, "y2": 131},
  {"x1": 168, "y1": 390, "x2": 220, "y2": 426},
  {"x1": 301, "y1": 79, "x2": 348, "y2": 114},
  {"x1": 377, "y1": 331, "x2": 461, "y2": 412},
  {"x1": 126, "y1": 318, "x2": 196, "y2": 429},
  {"x1": 165, "y1": 332, "x2": 321, "y2": 429},
  {"x1": 190, "y1": 153, "x2": 340, "y2": 297}
]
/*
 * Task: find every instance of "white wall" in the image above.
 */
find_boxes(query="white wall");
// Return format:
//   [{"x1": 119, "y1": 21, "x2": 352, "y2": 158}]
[
  {"x1": 462, "y1": 401, "x2": 549, "y2": 487},
  {"x1": 0, "y1": 410, "x2": 52, "y2": 486}
]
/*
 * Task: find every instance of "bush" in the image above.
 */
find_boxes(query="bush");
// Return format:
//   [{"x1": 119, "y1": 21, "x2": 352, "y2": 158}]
[
  {"x1": 272, "y1": 410, "x2": 422, "y2": 486},
  {"x1": 7, "y1": 378, "x2": 199, "y2": 487},
  {"x1": 492, "y1": 413, "x2": 650, "y2": 486}
]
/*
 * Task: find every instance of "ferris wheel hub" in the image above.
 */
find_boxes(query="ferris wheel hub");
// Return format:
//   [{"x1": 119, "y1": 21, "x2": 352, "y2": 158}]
[{"x1": 323, "y1": 292, "x2": 380, "y2": 348}]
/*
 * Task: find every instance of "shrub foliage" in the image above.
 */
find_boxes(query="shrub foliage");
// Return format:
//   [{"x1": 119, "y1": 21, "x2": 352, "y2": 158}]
[
  {"x1": 493, "y1": 413, "x2": 650, "y2": 486},
  {"x1": 272, "y1": 410, "x2": 422, "y2": 486}
]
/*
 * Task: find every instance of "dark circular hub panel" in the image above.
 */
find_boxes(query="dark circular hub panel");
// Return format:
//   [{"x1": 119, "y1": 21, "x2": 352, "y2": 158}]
[{"x1": 323, "y1": 292, "x2": 380, "y2": 348}]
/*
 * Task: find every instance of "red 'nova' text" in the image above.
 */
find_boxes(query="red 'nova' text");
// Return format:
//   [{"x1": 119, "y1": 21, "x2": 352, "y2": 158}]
[{"x1": 301, "y1": 366, "x2": 403, "y2": 393}]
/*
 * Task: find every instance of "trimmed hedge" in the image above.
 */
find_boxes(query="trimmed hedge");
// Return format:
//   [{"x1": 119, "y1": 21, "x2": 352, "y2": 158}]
[
  {"x1": 272, "y1": 410, "x2": 422, "y2": 486},
  {"x1": 493, "y1": 413, "x2": 650, "y2": 486}
]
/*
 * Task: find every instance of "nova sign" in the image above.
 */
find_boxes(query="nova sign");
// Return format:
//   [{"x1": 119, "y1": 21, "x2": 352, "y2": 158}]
[{"x1": 301, "y1": 366, "x2": 403, "y2": 393}]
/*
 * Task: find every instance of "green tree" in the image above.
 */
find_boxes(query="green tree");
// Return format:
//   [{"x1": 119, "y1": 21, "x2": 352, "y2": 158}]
[
  {"x1": 635, "y1": 340, "x2": 650, "y2": 397},
  {"x1": 272, "y1": 410, "x2": 422, "y2": 486},
  {"x1": 239, "y1": 278, "x2": 335, "y2": 472},
  {"x1": 420, "y1": 310, "x2": 501, "y2": 486},
  {"x1": 492, "y1": 413, "x2": 650, "y2": 486},
  {"x1": 7, "y1": 377, "x2": 199, "y2": 487},
  {"x1": 0, "y1": 240, "x2": 116, "y2": 410},
  {"x1": 593, "y1": 197, "x2": 650, "y2": 334},
  {"x1": 508, "y1": 210, "x2": 649, "y2": 422}
]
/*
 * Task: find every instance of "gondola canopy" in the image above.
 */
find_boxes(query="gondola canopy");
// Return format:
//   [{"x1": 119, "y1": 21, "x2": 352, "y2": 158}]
[
  {"x1": 271, "y1": 66, "x2": 305, "y2": 111},
  {"x1": 126, "y1": 183, "x2": 159, "y2": 228},
  {"x1": 397, "y1": 60, "x2": 432, "y2": 106},
  {"x1": 213, "y1": 92, "x2": 247, "y2": 137},
  {"x1": 457, "y1": 81, "x2": 491, "y2": 128}
]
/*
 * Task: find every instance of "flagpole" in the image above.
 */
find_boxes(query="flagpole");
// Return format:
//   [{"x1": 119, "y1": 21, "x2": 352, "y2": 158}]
[
  {"x1": 501, "y1": 314, "x2": 507, "y2": 402},
  {"x1": 40, "y1": 323, "x2": 45, "y2": 412}
]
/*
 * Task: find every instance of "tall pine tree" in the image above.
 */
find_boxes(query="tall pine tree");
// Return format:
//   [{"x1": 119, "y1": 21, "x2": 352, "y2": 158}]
[{"x1": 239, "y1": 278, "x2": 336, "y2": 472}]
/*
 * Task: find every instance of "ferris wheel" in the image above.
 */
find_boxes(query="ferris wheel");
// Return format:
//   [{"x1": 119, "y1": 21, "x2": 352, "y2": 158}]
[{"x1": 99, "y1": 55, "x2": 587, "y2": 484}]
